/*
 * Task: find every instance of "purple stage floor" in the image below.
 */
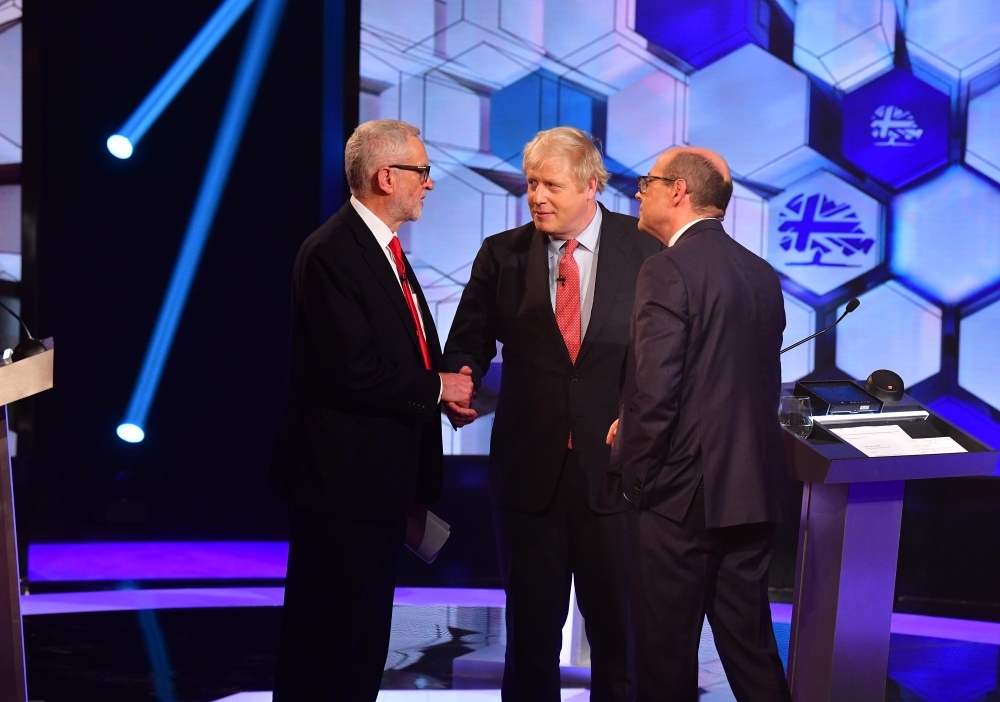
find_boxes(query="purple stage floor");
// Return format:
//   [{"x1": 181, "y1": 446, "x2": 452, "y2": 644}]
[
  {"x1": 28, "y1": 542, "x2": 290, "y2": 581},
  {"x1": 23, "y1": 541, "x2": 1000, "y2": 647}
]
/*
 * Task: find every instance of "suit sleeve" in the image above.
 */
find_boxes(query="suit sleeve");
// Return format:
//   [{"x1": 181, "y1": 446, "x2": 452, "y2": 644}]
[
  {"x1": 300, "y1": 248, "x2": 441, "y2": 421},
  {"x1": 442, "y1": 238, "x2": 500, "y2": 387},
  {"x1": 621, "y1": 255, "x2": 689, "y2": 506}
]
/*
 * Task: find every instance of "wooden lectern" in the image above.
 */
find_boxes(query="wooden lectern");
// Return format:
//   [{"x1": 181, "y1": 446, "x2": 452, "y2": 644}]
[
  {"x1": 782, "y1": 384, "x2": 998, "y2": 702},
  {"x1": 0, "y1": 338, "x2": 53, "y2": 702}
]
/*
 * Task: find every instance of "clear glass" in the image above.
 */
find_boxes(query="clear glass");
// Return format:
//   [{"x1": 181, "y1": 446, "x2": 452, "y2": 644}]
[{"x1": 779, "y1": 395, "x2": 814, "y2": 439}]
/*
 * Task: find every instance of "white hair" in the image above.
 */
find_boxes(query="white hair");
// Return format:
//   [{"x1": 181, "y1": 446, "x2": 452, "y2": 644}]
[{"x1": 345, "y1": 119, "x2": 421, "y2": 197}]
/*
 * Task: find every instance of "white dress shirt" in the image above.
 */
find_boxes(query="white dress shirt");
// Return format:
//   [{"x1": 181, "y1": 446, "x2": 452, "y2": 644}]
[
  {"x1": 668, "y1": 217, "x2": 717, "y2": 247},
  {"x1": 350, "y1": 196, "x2": 442, "y2": 402},
  {"x1": 548, "y1": 205, "x2": 602, "y2": 338}
]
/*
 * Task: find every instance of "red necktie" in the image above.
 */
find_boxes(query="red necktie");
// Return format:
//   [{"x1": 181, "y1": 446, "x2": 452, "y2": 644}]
[
  {"x1": 388, "y1": 236, "x2": 432, "y2": 370},
  {"x1": 555, "y1": 239, "x2": 581, "y2": 447}
]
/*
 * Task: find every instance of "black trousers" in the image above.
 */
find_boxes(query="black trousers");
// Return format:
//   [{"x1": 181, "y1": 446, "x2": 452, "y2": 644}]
[
  {"x1": 494, "y1": 449, "x2": 630, "y2": 702},
  {"x1": 273, "y1": 508, "x2": 406, "y2": 701},
  {"x1": 624, "y1": 486, "x2": 790, "y2": 702}
]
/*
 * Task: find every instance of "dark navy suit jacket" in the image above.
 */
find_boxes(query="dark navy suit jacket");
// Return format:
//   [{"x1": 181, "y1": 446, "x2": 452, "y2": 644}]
[
  {"x1": 610, "y1": 218, "x2": 788, "y2": 528},
  {"x1": 271, "y1": 201, "x2": 444, "y2": 520},
  {"x1": 444, "y1": 204, "x2": 661, "y2": 513}
]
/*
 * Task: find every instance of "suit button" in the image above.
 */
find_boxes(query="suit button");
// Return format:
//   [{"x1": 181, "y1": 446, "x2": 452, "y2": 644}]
[
  {"x1": 570, "y1": 375, "x2": 578, "y2": 383},
  {"x1": 561, "y1": 413, "x2": 567, "y2": 419},
  {"x1": 634, "y1": 488, "x2": 641, "y2": 499}
]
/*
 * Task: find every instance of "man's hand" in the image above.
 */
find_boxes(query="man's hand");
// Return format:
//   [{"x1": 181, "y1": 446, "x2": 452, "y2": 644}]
[
  {"x1": 444, "y1": 401, "x2": 477, "y2": 428},
  {"x1": 440, "y1": 366, "x2": 475, "y2": 407},
  {"x1": 606, "y1": 419, "x2": 619, "y2": 446}
]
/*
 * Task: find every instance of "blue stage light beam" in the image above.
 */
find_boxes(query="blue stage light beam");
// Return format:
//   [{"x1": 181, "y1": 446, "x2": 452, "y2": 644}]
[
  {"x1": 106, "y1": 0, "x2": 256, "y2": 159},
  {"x1": 117, "y1": 0, "x2": 288, "y2": 443}
]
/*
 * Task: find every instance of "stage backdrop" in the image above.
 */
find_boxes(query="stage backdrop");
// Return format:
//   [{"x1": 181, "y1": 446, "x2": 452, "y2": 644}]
[{"x1": 357, "y1": 0, "x2": 1000, "y2": 459}]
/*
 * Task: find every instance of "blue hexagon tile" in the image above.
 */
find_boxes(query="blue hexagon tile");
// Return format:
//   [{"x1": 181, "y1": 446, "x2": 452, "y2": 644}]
[
  {"x1": 842, "y1": 69, "x2": 950, "y2": 189},
  {"x1": 606, "y1": 70, "x2": 687, "y2": 175},
  {"x1": 726, "y1": 181, "x2": 768, "y2": 259},
  {"x1": 690, "y1": 44, "x2": 831, "y2": 188},
  {"x1": 634, "y1": 0, "x2": 772, "y2": 70},
  {"x1": 906, "y1": 0, "x2": 1000, "y2": 102},
  {"x1": 781, "y1": 292, "x2": 816, "y2": 383},
  {"x1": 793, "y1": 0, "x2": 898, "y2": 91},
  {"x1": 967, "y1": 83, "x2": 1000, "y2": 186},
  {"x1": 490, "y1": 69, "x2": 606, "y2": 165},
  {"x1": 959, "y1": 298, "x2": 1000, "y2": 411},
  {"x1": 891, "y1": 165, "x2": 1000, "y2": 305},
  {"x1": 767, "y1": 170, "x2": 883, "y2": 296},
  {"x1": 836, "y1": 281, "x2": 942, "y2": 387}
]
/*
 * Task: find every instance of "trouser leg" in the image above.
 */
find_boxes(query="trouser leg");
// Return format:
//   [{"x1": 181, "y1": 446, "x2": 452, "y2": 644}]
[
  {"x1": 274, "y1": 509, "x2": 405, "y2": 702},
  {"x1": 567, "y1": 450, "x2": 630, "y2": 702},
  {"x1": 704, "y1": 521, "x2": 790, "y2": 702},
  {"x1": 623, "y1": 489, "x2": 708, "y2": 702},
  {"x1": 493, "y1": 458, "x2": 573, "y2": 702}
]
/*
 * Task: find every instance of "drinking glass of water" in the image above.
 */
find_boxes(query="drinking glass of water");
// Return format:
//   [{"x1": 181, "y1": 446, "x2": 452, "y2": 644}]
[{"x1": 779, "y1": 396, "x2": 813, "y2": 439}]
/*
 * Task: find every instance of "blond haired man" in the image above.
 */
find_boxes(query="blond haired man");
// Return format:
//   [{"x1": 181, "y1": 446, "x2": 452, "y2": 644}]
[{"x1": 444, "y1": 127, "x2": 661, "y2": 701}]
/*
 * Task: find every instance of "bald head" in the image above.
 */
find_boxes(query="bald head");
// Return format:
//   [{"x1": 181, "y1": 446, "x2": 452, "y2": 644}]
[{"x1": 655, "y1": 146, "x2": 733, "y2": 217}]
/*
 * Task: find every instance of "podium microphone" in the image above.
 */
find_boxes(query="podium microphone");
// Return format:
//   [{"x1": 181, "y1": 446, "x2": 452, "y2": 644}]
[
  {"x1": 780, "y1": 298, "x2": 860, "y2": 355},
  {"x1": 0, "y1": 300, "x2": 47, "y2": 362}
]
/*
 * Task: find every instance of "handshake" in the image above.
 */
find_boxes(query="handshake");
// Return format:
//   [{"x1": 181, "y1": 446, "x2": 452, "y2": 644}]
[{"x1": 438, "y1": 366, "x2": 478, "y2": 429}]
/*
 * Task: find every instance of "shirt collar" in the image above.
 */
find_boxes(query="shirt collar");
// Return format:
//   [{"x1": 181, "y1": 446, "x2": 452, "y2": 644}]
[
  {"x1": 668, "y1": 217, "x2": 716, "y2": 247},
  {"x1": 350, "y1": 195, "x2": 396, "y2": 249},
  {"x1": 548, "y1": 204, "x2": 603, "y2": 257}
]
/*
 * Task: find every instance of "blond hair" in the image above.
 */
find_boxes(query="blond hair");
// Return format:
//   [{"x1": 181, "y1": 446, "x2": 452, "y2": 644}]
[
  {"x1": 522, "y1": 127, "x2": 610, "y2": 193},
  {"x1": 345, "y1": 119, "x2": 421, "y2": 198}
]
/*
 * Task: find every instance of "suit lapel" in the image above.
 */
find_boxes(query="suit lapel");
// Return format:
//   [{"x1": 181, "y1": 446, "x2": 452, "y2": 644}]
[
  {"x1": 577, "y1": 205, "x2": 632, "y2": 365},
  {"x1": 524, "y1": 225, "x2": 573, "y2": 365},
  {"x1": 340, "y1": 202, "x2": 424, "y2": 358}
]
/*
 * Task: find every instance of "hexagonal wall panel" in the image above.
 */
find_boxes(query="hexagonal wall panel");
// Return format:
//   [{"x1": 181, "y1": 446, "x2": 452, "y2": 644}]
[
  {"x1": 361, "y1": 0, "x2": 436, "y2": 48},
  {"x1": 836, "y1": 282, "x2": 942, "y2": 387},
  {"x1": 781, "y1": 292, "x2": 816, "y2": 383},
  {"x1": 606, "y1": 71, "x2": 687, "y2": 175},
  {"x1": 408, "y1": 163, "x2": 523, "y2": 340},
  {"x1": 726, "y1": 181, "x2": 768, "y2": 259},
  {"x1": 490, "y1": 69, "x2": 606, "y2": 165},
  {"x1": 891, "y1": 166, "x2": 1000, "y2": 304},
  {"x1": 0, "y1": 21, "x2": 21, "y2": 165},
  {"x1": 906, "y1": 0, "x2": 1000, "y2": 99},
  {"x1": 689, "y1": 44, "x2": 830, "y2": 189},
  {"x1": 635, "y1": 0, "x2": 772, "y2": 69},
  {"x1": 959, "y1": 298, "x2": 1000, "y2": 411},
  {"x1": 794, "y1": 0, "x2": 898, "y2": 91},
  {"x1": 967, "y1": 83, "x2": 1000, "y2": 186},
  {"x1": 842, "y1": 69, "x2": 950, "y2": 190},
  {"x1": 767, "y1": 170, "x2": 883, "y2": 295}
]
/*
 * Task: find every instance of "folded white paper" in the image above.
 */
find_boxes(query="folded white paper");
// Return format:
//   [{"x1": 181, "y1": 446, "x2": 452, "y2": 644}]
[
  {"x1": 404, "y1": 504, "x2": 451, "y2": 564},
  {"x1": 830, "y1": 424, "x2": 967, "y2": 458}
]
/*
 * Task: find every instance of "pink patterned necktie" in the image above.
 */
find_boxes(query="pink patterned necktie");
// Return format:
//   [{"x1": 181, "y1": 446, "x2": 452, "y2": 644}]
[{"x1": 555, "y1": 239, "x2": 581, "y2": 448}]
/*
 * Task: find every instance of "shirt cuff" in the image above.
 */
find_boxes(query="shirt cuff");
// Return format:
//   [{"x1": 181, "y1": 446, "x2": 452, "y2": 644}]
[{"x1": 438, "y1": 375, "x2": 443, "y2": 404}]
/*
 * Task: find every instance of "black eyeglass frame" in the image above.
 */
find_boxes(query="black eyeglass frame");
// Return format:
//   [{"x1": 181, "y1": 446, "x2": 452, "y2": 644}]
[
  {"x1": 637, "y1": 174, "x2": 690, "y2": 194},
  {"x1": 389, "y1": 164, "x2": 432, "y2": 183}
]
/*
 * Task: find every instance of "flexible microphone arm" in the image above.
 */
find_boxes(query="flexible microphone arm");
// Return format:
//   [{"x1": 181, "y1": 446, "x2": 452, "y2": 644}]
[
  {"x1": 0, "y1": 300, "x2": 38, "y2": 341},
  {"x1": 0, "y1": 300, "x2": 47, "y2": 361},
  {"x1": 780, "y1": 298, "x2": 860, "y2": 355}
]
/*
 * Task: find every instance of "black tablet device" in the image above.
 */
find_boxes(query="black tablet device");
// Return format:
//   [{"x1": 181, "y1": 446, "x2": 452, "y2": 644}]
[{"x1": 792, "y1": 380, "x2": 884, "y2": 415}]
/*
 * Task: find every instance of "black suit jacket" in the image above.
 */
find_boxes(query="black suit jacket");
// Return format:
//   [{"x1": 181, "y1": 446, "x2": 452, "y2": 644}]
[
  {"x1": 610, "y1": 219, "x2": 788, "y2": 528},
  {"x1": 444, "y1": 204, "x2": 661, "y2": 513},
  {"x1": 271, "y1": 201, "x2": 444, "y2": 521}
]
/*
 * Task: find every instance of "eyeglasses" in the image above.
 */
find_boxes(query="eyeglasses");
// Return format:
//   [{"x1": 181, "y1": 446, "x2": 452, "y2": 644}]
[
  {"x1": 390, "y1": 164, "x2": 432, "y2": 183},
  {"x1": 637, "y1": 175, "x2": 687, "y2": 194}
]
